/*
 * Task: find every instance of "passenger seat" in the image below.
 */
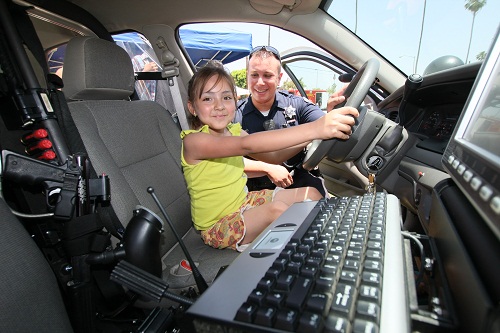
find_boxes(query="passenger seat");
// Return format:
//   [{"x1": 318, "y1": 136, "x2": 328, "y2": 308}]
[{"x1": 61, "y1": 36, "x2": 239, "y2": 293}]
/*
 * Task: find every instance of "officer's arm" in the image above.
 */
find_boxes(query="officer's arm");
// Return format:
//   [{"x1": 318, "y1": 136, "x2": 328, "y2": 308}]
[{"x1": 244, "y1": 158, "x2": 293, "y2": 187}]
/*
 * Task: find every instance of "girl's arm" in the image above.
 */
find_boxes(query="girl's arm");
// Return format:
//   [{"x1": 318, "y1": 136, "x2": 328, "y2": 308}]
[
  {"x1": 183, "y1": 106, "x2": 358, "y2": 164},
  {"x1": 247, "y1": 140, "x2": 307, "y2": 164}
]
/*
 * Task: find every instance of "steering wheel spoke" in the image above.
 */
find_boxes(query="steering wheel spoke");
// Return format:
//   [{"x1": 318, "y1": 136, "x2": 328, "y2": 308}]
[{"x1": 302, "y1": 58, "x2": 380, "y2": 170}]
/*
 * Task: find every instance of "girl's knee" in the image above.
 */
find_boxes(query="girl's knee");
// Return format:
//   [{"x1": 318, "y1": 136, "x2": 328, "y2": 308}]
[
  {"x1": 305, "y1": 187, "x2": 322, "y2": 200},
  {"x1": 270, "y1": 201, "x2": 288, "y2": 219}
]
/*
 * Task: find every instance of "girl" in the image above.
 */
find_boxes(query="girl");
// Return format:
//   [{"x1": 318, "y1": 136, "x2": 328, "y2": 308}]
[{"x1": 181, "y1": 61, "x2": 358, "y2": 251}]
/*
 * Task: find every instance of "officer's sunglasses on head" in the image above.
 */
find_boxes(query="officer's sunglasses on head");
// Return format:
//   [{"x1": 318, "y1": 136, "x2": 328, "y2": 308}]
[{"x1": 249, "y1": 46, "x2": 281, "y2": 62}]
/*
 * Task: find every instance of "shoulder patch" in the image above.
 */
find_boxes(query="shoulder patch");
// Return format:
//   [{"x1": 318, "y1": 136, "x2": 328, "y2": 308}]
[
  {"x1": 277, "y1": 90, "x2": 292, "y2": 97},
  {"x1": 302, "y1": 96, "x2": 314, "y2": 104}
]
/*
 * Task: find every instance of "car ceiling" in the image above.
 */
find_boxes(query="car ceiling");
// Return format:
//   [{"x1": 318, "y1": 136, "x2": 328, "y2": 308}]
[
  {"x1": 68, "y1": 0, "x2": 320, "y2": 33},
  {"x1": 18, "y1": 0, "x2": 405, "y2": 92}
]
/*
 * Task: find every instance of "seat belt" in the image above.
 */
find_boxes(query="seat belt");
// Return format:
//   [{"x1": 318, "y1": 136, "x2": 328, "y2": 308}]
[
  {"x1": 169, "y1": 76, "x2": 189, "y2": 130},
  {"x1": 155, "y1": 37, "x2": 189, "y2": 130}
]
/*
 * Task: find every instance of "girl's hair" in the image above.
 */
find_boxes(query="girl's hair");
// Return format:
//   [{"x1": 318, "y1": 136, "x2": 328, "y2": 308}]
[{"x1": 187, "y1": 60, "x2": 237, "y2": 129}]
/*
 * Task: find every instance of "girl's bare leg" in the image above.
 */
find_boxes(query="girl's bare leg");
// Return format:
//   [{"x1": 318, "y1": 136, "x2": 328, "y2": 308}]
[
  {"x1": 240, "y1": 186, "x2": 322, "y2": 245},
  {"x1": 241, "y1": 201, "x2": 289, "y2": 245},
  {"x1": 273, "y1": 186, "x2": 322, "y2": 206}
]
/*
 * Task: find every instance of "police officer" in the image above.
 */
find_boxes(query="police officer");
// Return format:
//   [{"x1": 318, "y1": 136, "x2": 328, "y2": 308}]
[{"x1": 234, "y1": 46, "x2": 346, "y2": 197}]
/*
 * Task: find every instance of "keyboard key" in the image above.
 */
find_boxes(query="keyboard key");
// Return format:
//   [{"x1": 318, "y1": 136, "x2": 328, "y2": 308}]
[
  {"x1": 346, "y1": 248, "x2": 362, "y2": 260},
  {"x1": 285, "y1": 241, "x2": 299, "y2": 252},
  {"x1": 279, "y1": 248, "x2": 294, "y2": 261},
  {"x1": 356, "y1": 300, "x2": 380, "y2": 322},
  {"x1": 254, "y1": 306, "x2": 277, "y2": 327},
  {"x1": 352, "y1": 318, "x2": 379, "y2": 333},
  {"x1": 235, "y1": 302, "x2": 257, "y2": 323},
  {"x1": 366, "y1": 249, "x2": 383, "y2": 260},
  {"x1": 340, "y1": 269, "x2": 359, "y2": 285},
  {"x1": 265, "y1": 267, "x2": 280, "y2": 280},
  {"x1": 364, "y1": 259, "x2": 382, "y2": 273},
  {"x1": 362, "y1": 271, "x2": 382, "y2": 288},
  {"x1": 310, "y1": 248, "x2": 327, "y2": 261},
  {"x1": 248, "y1": 289, "x2": 266, "y2": 306},
  {"x1": 324, "y1": 313, "x2": 351, "y2": 333},
  {"x1": 326, "y1": 253, "x2": 342, "y2": 266},
  {"x1": 266, "y1": 292, "x2": 285, "y2": 307},
  {"x1": 348, "y1": 240, "x2": 364, "y2": 250},
  {"x1": 257, "y1": 277, "x2": 274, "y2": 292},
  {"x1": 286, "y1": 276, "x2": 313, "y2": 310},
  {"x1": 368, "y1": 231, "x2": 383, "y2": 241},
  {"x1": 315, "y1": 274, "x2": 335, "y2": 292},
  {"x1": 301, "y1": 265, "x2": 319, "y2": 279},
  {"x1": 321, "y1": 263, "x2": 338, "y2": 275},
  {"x1": 358, "y1": 285, "x2": 381, "y2": 304},
  {"x1": 344, "y1": 259, "x2": 361, "y2": 273},
  {"x1": 331, "y1": 283, "x2": 355, "y2": 318},
  {"x1": 367, "y1": 240, "x2": 383, "y2": 250},
  {"x1": 287, "y1": 261, "x2": 302, "y2": 274},
  {"x1": 276, "y1": 273, "x2": 295, "y2": 291},
  {"x1": 272, "y1": 257, "x2": 288, "y2": 271},
  {"x1": 292, "y1": 252, "x2": 308, "y2": 264},
  {"x1": 306, "y1": 229, "x2": 320, "y2": 241},
  {"x1": 306, "y1": 292, "x2": 332, "y2": 315},
  {"x1": 298, "y1": 243, "x2": 312, "y2": 254},
  {"x1": 298, "y1": 311, "x2": 324, "y2": 333},
  {"x1": 274, "y1": 308, "x2": 299, "y2": 331}
]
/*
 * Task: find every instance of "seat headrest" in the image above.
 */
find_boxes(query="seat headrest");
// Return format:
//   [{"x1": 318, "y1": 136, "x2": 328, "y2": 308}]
[{"x1": 63, "y1": 36, "x2": 135, "y2": 101}]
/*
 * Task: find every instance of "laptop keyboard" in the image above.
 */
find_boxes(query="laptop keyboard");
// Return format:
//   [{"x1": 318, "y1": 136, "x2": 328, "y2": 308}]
[{"x1": 234, "y1": 192, "x2": 394, "y2": 332}]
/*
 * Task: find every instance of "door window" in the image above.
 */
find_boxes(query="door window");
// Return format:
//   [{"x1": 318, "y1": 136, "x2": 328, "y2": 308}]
[
  {"x1": 114, "y1": 32, "x2": 161, "y2": 101},
  {"x1": 178, "y1": 22, "x2": 384, "y2": 109}
]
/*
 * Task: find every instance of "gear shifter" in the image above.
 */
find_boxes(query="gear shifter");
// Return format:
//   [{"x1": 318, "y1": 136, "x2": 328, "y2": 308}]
[{"x1": 398, "y1": 73, "x2": 423, "y2": 125}]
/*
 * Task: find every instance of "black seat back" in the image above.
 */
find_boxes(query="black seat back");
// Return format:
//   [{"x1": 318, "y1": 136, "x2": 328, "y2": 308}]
[{"x1": 0, "y1": 198, "x2": 74, "y2": 332}]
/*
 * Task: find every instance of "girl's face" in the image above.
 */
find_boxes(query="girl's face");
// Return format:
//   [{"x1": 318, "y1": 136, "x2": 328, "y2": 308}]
[{"x1": 188, "y1": 74, "x2": 236, "y2": 135}]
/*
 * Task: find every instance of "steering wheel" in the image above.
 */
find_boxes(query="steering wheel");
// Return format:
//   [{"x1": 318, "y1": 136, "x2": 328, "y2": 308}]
[{"x1": 302, "y1": 58, "x2": 380, "y2": 170}]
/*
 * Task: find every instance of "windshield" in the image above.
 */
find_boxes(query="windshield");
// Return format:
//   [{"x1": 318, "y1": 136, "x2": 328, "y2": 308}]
[{"x1": 324, "y1": 0, "x2": 499, "y2": 75}]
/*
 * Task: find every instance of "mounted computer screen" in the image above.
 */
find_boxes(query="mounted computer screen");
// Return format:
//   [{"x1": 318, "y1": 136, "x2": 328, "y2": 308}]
[{"x1": 442, "y1": 25, "x2": 500, "y2": 239}]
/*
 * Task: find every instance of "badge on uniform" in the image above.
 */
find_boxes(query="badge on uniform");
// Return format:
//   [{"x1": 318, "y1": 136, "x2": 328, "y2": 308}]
[
  {"x1": 263, "y1": 119, "x2": 276, "y2": 130},
  {"x1": 283, "y1": 105, "x2": 297, "y2": 127}
]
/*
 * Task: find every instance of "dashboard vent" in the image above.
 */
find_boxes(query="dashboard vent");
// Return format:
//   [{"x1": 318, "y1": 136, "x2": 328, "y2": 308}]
[{"x1": 388, "y1": 111, "x2": 399, "y2": 122}]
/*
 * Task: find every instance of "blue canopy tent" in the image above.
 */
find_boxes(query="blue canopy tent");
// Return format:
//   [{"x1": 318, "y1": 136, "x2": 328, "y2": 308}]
[{"x1": 179, "y1": 28, "x2": 252, "y2": 68}]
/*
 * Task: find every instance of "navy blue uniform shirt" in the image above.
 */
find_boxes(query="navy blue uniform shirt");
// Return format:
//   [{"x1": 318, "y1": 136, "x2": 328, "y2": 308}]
[
  {"x1": 234, "y1": 90, "x2": 329, "y2": 197},
  {"x1": 234, "y1": 90, "x2": 324, "y2": 133}
]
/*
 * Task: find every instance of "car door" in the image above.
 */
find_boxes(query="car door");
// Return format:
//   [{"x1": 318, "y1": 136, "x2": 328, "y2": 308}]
[{"x1": 280, "y1": 47, "x2": 388, "y2": 196}]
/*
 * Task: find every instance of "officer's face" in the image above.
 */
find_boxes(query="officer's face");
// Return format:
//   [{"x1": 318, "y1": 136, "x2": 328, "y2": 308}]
[{"x1": 247, "y1": 55, "x2": 283, "y2": 111}]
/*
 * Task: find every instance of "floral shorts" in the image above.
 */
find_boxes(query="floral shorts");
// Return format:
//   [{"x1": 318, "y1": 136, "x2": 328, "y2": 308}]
[{"x1": 201, "y1": 188, "x2": 279, "y2": 252}]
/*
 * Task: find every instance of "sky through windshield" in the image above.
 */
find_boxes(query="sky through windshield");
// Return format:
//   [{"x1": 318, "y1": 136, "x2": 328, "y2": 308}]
[
  {"x1": 184, "y1": 1, "x2": 499, "y2": 87},
  {"x1": 327, "y1": 0, "x2": 499, "y2": 75}
]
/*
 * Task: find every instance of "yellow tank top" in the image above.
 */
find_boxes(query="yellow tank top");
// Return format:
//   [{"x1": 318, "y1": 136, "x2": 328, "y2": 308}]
[{"x1": 180, "y1": 123, "x2": 248, "y2": 231}]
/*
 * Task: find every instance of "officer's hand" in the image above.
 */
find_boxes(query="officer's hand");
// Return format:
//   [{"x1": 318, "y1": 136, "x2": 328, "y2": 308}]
[
  {"x1": 326, "y1": 85, "x2": 348, "y2": 112},
  {"x1": 266, "y1": 164, "x2": 293, "y2": 188}
]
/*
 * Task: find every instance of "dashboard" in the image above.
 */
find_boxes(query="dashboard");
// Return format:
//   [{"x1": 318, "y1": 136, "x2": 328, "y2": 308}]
[
  {"x1": 377, "y1": 63, "x2": 481, "y2": 156},
  {"x1": 418, "y1": 105, "x2": 461, "y2": 141}
]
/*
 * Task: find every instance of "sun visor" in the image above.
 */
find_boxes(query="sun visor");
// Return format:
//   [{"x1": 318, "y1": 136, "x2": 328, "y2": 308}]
[{"x1": 249, "y1": 0, "x2": 299, "y2": 14}]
